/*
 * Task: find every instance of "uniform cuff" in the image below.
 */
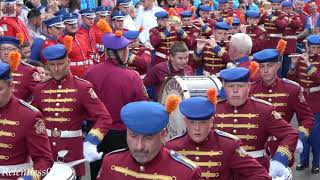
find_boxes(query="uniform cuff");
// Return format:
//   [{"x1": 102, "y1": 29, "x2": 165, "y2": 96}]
[
  {"x1": 163, "y1": 29, "x2": 171, "y2": 37},
  {"x1": 201, "y1": 24, "x2": 208, "y2": 31},
  {"x1": 86, "y1": 128, "x2": 104, "y2": 145},
  {"x1": 306, "y1": 65, "x2": 317, "y2": 76},
  {"x1": 195, "y1": 50, "x2": 202, "y2": 57},
  {"x1": 177, "y1": 29, "x2": 187, "y2": 39},
  {"x1": 298, "y1": 126, "x2": 309, "y2": 138},
  {"x1": 273, "y1": 146, "x2": 292, "y2": 167}
]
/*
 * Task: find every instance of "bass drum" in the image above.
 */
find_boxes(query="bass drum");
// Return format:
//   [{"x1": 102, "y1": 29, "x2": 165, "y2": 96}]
[
  {"x1": 44, "y1": 162, "x2": 76, "y2": 180},
  {"x1": 158, "y1": 76, "x2": 222, "y2": 140}
]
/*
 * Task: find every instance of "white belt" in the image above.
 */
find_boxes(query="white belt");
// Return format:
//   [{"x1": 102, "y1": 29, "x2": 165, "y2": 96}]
[
  {"x1": 155, "y1": 51, "x2": 167, "y2": 59},
  {"x1": 269, "y1": 34, "x2": 282, "y2": 38},
  {"x1": 305, "y1": 86, "x2": 320, "y2": 93},
  {"x1": 247, "y1": 149, "x2": 267, "y2": 158},
  {"x1": 188, "y1": 50, "x2": 194, "y2": 55},
  {"x1": 70, "y1": 60, "x2": 94, "y2": 66},
  {"x1": 0, "y1": 162, "x2": 32, "y2": 172},
  {"x1": 46, "y1": 129, "x2": 82, "y2": 138},
  {"x1": 283, "y1": 35, "x2": 297, "y2": 39}
]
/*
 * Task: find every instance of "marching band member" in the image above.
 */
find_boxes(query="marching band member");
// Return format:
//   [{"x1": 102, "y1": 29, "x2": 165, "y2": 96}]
[
  {"x1": 214, "y1": 67, "x2": 298, "y2": 179},
  {"x1": 250, "y1": 48, "x2": 314, "y2": 164},
  {"x1": 144, "y1": 41, "x2": 193, "y2": 99},
  {"x1": 194, "y1": 5, "x2": 215, "y2": 39},
  {"x1": 98, "y1": 99, "x2": 202, "y2": 179},
  {"x1": 165, "y1": 89, "x2": 272, "y2": 179},
  {"x1": 117, "y1": 0, "x2": 137, "y2": 31},
  {"x1": 110, "y1": 10, "x2": 127, "y2": 32},
  {"x1": 288, "y1": 35, "x2": 320, "y2": 174},
  {"x1": 93, "y1": 6, "x2": 112, "y2": 54},
  {"x1": 0, "y1": 60, "x2": 53, "y2": 180},
  {"x1": 83, "y1": 28, "x2": 149, "y2": 179},
  {"x1": 32, "y1": 44, "x2": 114, "y2": 177}
]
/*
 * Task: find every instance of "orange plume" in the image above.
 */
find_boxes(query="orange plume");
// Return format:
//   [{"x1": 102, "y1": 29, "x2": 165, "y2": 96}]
[
  {"x1": 8, "y1": 51, "x2": 21, "y2": 71},
  {"x1": 249, "y1": 61, "x2": 259, "y2": 78},
  {"x1": 139, "y1": 26, "x2": 144, "y2": 32},
  {"x1": 115, "y1": 30, "x2": 123, "y2": 37},
  {"x1": 165, "y1": 94, "x2": 180, "y2": 114},
  {"x1": 207, "y1": 88, "x2": 218, "y2": 105},
  {"x1": 226, "y1": 17, "x2": 233, "y2": 26},
  {"x1": 97, "y1": 19, "x2": 113, "y2": 33},
  {"x1": 276, "y1": 39, "x2": 287, "y2": 55},
  {"x1": 209, "y1": 1, "x2": 213, "y2": 6},
  {"x1": 191, "y1": 6, "x2": 196, "y2": 13},
  {"x1": 239, "y1": 14, "x2": 245, "y2": 24},
  {"x1": 168, "y1": 8, "x2": 176, "y2": 16},
  {"x1": 16, "y1": 32, "x2": 24, "y2": 46},
  {"x1": 64, "y1": 35, "x2": 73, "y2": 54}
]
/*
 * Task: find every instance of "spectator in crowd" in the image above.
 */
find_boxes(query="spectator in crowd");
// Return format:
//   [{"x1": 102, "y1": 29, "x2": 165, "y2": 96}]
[
  {"x1": 20, "y1": 42, "x2": 32, "y2": 61},
  {"x1": 45, "y1": 3, "x2": 59, "y2": 14},
  {"x1": 31, "y1": 0, "x2": 46, "y2": 14},
  {"x1": 27, "y1": 9, "x2": 42, "y2": 40}
]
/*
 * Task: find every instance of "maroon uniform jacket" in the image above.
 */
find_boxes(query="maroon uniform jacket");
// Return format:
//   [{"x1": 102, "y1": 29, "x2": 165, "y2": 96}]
[
  {"x1": 97, "y1": 147, "x2": 202, "y2": 180},
  {"x1": 282, "y1": 12, "x2": 303, "y2": 54},
  {"x1": 250, "y1": 78, "x2": 314, "y2": 156},
  {"x1": 288, "y1": 55, "x2": 320, "y2": 113},
  {"x1": 214, "y1": 97, "x2": 298, "y2": 169},
  {"x1": 127, "y1": 46, "x2": 152, "y2": 75},
  {"x1": 246, "y1": 25, "x2": 267, "y2": 53},
  {"x1": 32, "y1": 73, "x2": 113, "y2": 175},
  {"x1": 12, "y1": 61, "x2": 38, "y2": 102},
  {"x1": 143, "y1": 61, "x2": 194, "y2": 98},
  {"x1": 0, "y1": 17, "x2": 30, "y2": 43},
  {"x1": 165, "y1": 130, "x2": 271, "y2": 180},
  {"x1": 84, "y1": 60, "x2": 148, "y2": 132},
  {"x1": 0, "y1": 96, "x2": 53, "y2": 179}
]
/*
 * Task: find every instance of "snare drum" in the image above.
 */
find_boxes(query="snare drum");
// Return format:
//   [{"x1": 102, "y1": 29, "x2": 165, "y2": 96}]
[
  {"x1": 44, "y1": 162, "x2": 76, "y2": 180},
  {"x1": 158, "y1": 76, "x2": 222, "y2": 139}
]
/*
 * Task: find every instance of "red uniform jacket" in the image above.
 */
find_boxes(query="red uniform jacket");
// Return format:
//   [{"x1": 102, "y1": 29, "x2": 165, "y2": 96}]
[
  {"x1": 58, "y1": 33, "x2": 93, "y2": 77},
  {"x1": 32, "y1": 73, "x2": 113, "y2": 176},
  {"x1": 193, "y1": 19, "x2": 216, "y2": 39},
  {"x1": 83, "y1": 60, "x2": 148, "y2": 131},
  {"x1": 0, "y1": 96, "x2": 53, "y2": 179},
  {"x1": 127, "y1": 46, "x2": 152, "y2": 75},
  {"x1": 165, "y1": 130, "x2": 271, "y2": 180},
  {"x1": 214, "y1": 97, "x2": 298, "y2": 169},
  {"x1": 77, "y1": 25, "x2": 99, "y2": 63},
  {"x1": 282, "y1": 13, "x2": 303, "y2": 54},
  {"x1": 143, "y1": 61, "x2": 194, "y2": 98},
  {"x1": 97, "y1": 147, "x2": 202, "y2": 180},
  {"x1": 0, "y1": 17, "x2": 30, "y2": 43},
  {"x1": 288, "y1": 55, "x2": 320, "y2": 112},
  {"x1": 12, "y1": 62, "x2": 38, "y2": 102},
  {"x1": 92, "y1": 22, "x2": 104, "y2": 50},
  {"x1": 246, "y1": 25, "x2": 267, "y2": 53}
]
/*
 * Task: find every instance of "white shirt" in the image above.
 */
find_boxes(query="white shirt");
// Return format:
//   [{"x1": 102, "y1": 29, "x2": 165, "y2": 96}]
[
  {"x1": 123, "y1": 14, "x2": 137, "y2": 31},
  {"x1": 135, "y1": 5, "x2": 164, "y2": 48}
]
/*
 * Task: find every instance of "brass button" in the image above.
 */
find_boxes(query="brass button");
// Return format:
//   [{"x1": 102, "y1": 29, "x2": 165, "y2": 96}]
[
  {"x1": 269, "y1": 89, "x2": 272, "y2": 93},
  {"x1": 268, "y1": 98, "x2": 272, "y2": 102},
  {"x1": 233, "y1": 129, "x2": 237, "y2": 134},
  {"x1": 140, "y1": 166, "x2": 145, "y2": 172},
  {"x1": 195, "y1": 156, "x2": 200, "y2": 161},
  {"x1": 56, "y1": 103, "x2": 60, "y2": 107},
  {"x1": 234, "y1": 109, "x2": 238, "y2": 113},
  {"x1": 233, "y1": 119, "x2": 238, "y2": 123},
  {"x1": 57, "y1": 94, "x2": 61, "y2": 98},
  {"x1": 307, "y1": 77, "x2": 310, "y2": 80},
  {"x1": 55, "y1": 113, "x2": 59, "y2": 117},
  {"x1": 52, "y1": 142, "x2": 56, "y2": 146},
  {"x1": 58, "y1": 85, "x2": 62, "y2": 89},
  {"x1": 196, "y1": 147, "x2": 200, "y2": 151}
]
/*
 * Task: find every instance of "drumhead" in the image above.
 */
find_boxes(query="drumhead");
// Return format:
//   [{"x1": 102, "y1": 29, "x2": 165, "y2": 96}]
[
  {"x1": 44, "y1": 162, "x2": 76, "y2": 180},
  {"x1": 158, "y1": 76, "x2": 222, "y2": 140}
]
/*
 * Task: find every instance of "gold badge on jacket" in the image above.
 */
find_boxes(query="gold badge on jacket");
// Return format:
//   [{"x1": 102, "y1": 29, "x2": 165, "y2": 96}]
[
  {"x1": 89, "y1": 88, "x2": 98, "y2": 99},
  {"x1": 272, "y1": 110, "x2": 282, "y2": 120},
  {"x1": 34, "y1": 119, "x2": 46, "y2": 134},
  {"x1": 236, "y1": 147, "x2": 248, "y2": 157}
]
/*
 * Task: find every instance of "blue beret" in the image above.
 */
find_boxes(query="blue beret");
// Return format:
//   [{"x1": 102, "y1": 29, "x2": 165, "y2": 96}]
[
  {"x1": 123, "y1": 31, "x2": 140, "y2": 40},
  {"x1": 214, "y1": 22, "x2": 230, "y2": 30},
  {"x1": 102, "y1": 32, "x2": 131, "y2": 50},
  {"x1": 0, "y1": 63, "x2": 11, "y2": 81},
  {"x1": 117, "y1": 0, "x2": 131, "y2": 7},
  {"x1": 0, "y1": 36, "x2": 19, "y2": 47},
  {"x1": 245, "y1": 10, "x2": 260, "y2": 18},
  {"x1": 42, "y1": 44, "x2": 67, "y2": 61},
  {"x1": 111, "y1": 10, "x2": 126, "y2": 20},
  {"x1": 220, "y1": 67, "x2": 250, "y2": 82},
  {"x1": 307, "y1": 35, "x2": 320, "y2": 45},
  {"x1": 199, "y1": 5, "x2": 211, "y2": 12},
  {"x1": 79, "y1": 8, "x2": 96, "y2": 18},
  {"x1": 180, "y1": 97, "x2": 216, "y2": 120},
  {"x1": 155, "y1": 11, "x2": 169, "y2": 19},
  {"x1": 53, "y1": 8, "x2": 69, "y2": 16},
  {"x1": 95, "y1": 6, "x2": 112, "y2": 16},
  {"x1": 281, "y1": 1, "x2": 292, "y2": 7},
  {"x1": 44, "y1": 15, "x2": 65, "y2": 27},
  {"x1": 253, "y1": 49, "x2": 280, "y2": 63},
  {"x1": 63, "y1": 13, "x2": 78, "y2": 24},
  {"x1": 219, "y1": 0, "x2": 228, "y2": 4},
  {"x1": 232, "y1": 17, "x2": 240, "y2": 26},
  {"x1": 180, "y1": 10, "x2": 193, "y2": 18},
  {"x1": 121, "y1": 101, "x2": 169, "y2": 135},
  {"x1": 270, "y1": 0, "x2": 282, "y2": 3}
]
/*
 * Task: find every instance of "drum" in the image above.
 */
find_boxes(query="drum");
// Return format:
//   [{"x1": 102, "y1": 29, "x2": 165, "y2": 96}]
[
  {"x1": 44, "y1": 162, "x2": 76, "y2": 180},
  {"x1": 158, "y1": 76, "x2": 222, "y2": 139}
]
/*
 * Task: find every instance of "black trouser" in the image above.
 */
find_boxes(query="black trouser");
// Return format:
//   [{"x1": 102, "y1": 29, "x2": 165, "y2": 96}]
[{"x1": 90, "y1": 130, "x2": 127, "y2": 180}]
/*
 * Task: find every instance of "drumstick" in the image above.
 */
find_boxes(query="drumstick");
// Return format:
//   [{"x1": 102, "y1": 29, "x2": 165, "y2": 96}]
[{"x1": 66, "y1": 158, "x2": 87, "y2": 167}]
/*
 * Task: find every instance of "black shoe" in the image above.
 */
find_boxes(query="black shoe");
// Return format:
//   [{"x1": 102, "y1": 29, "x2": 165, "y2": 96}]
[
  {"x1": 311, "y1": 166, "x2": 320, "y2": 174},
  {"x1": 296, "y1": 163, "x2": 309, "y2": 170}
]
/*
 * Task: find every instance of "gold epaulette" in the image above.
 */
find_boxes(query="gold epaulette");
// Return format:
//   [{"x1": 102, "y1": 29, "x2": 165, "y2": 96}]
[
  {"x1": 215, "y1": 129, "x2": 239, "y2": 140},
  {"x1": 169, "y1": 150, "x2": 197, "y2": 170},
  {"x1": 18, "y1": 99, "x2": 39, "y2": 112},
  {"x1": 250, "y1": 97, "x2": 272, "y2": 106}
]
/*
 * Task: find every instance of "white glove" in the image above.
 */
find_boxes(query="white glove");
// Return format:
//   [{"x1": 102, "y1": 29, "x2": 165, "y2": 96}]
[
  {"x1": 269, "y1": 160, "x2": 289, "y2": 179},
  {"x1": 83, "y1": 141, "x2": 103, "y2": 162},
  {"x1": 296, "y1": 139, "x2": 303, "y2": 154}
]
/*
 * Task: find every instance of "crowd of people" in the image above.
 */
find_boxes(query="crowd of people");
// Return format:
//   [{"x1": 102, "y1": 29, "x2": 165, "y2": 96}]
[{"x1": 0, "y1": 0, "x2": 319, "y2": 179}]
